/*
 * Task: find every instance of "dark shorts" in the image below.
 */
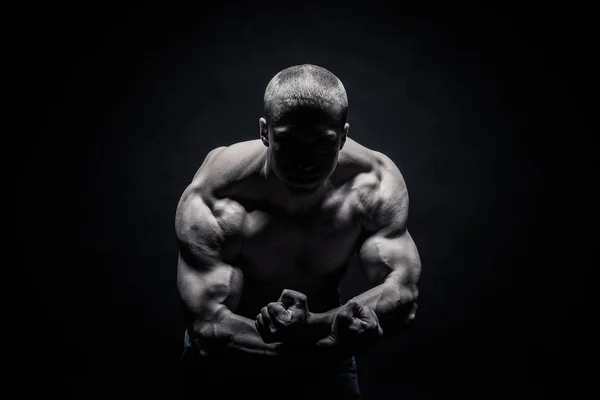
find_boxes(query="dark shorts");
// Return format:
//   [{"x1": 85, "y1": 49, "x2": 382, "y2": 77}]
[{"x1": 181, "y1": 330, "x2": 361, "y2": 400}]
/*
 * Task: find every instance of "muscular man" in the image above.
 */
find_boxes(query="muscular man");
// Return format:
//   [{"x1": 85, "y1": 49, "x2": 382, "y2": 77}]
[{"x1": 176, "y1": 64, "x2": 421, "y2": 399}]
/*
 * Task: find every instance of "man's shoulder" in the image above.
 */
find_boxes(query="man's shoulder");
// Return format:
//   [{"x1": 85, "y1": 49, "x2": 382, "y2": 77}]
[
  {"x1": 340, "y1": 139, "x2": 408, "y2": 228},
  {"x1": 176, "y1": 139, "x2": 264, "y2": 214},
  {"x1": 339, "y1": 138, "x2": 406, "y2": 192},
  {"x1": 190, "y1": 140, "x2": 265, "y2": 190},
  {"x1": 175, "y1": 140, "x2": 261, "y2": 237}
]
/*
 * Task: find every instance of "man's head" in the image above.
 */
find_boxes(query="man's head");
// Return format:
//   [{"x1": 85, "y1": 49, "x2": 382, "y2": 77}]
[{"x1": 259, "y1": 64, "x2": 350, "y2": 193}]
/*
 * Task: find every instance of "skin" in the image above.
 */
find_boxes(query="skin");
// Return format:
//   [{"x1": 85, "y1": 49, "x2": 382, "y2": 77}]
[{"x1": 175, "y1": 103, "x2": 421, "y2": 361}]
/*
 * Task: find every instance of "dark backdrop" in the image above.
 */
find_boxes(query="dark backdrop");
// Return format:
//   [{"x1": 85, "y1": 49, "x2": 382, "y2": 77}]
[{"x1": 41, "y1": 3, "x2": 584, "y2": 399}]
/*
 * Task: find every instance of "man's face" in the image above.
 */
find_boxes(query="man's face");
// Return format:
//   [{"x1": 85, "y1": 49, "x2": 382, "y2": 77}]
[{"x1": 260, "y1": 106, "x2": 348, "y2": 193}]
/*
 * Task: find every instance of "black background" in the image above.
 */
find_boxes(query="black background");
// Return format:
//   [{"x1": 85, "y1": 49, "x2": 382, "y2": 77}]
[{"x1": 36, "y1": 2, "x2": 587, "y2": 399}]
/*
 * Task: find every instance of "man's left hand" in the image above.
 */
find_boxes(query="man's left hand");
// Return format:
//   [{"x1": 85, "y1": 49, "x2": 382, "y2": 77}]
[{"x1": 316, "y1": 301, "x2": 383, "y2": 352}]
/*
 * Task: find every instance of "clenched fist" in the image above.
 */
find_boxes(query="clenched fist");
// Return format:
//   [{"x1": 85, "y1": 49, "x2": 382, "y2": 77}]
[
  {"x1": 317, "y1": 301, "x2": 383, "y2": 350},
  {"x1": 255, "y1": 289, "x2": 311, "y2": 343}
]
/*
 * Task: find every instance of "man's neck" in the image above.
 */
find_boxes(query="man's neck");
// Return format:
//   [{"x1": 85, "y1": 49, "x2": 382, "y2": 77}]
[{"x1": 260, "y1": 150, "x2": 331, "y2": 214}]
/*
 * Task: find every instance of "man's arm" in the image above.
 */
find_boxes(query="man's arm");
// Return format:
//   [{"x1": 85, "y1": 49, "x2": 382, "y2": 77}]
[
  {"x1": 176, "y1": 184, "x2": 283, "y2": 357},
  {"x1": 308, "y1": 154, "x2": 421, "y2": 345}
]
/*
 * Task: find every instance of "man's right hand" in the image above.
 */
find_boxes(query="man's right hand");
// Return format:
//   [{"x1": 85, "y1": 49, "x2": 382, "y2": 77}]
[
  {"x1": 316, "y1": 301, "x2": 383, "y2": 352},
  {"x1": 255, "y1": 289, "x2": 311, "y2": 343}
]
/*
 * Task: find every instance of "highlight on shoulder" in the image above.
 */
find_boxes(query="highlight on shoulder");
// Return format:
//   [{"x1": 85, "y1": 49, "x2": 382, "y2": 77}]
[
  {"x1": 337, "y1": 139, "x2": 406, "y2": 186},
  {"x1": 187, "y1": 140, "x2": 265, "y2": 194},
  {"x1": 338, "y1": 140, "x2": 409, "y2": 231}
]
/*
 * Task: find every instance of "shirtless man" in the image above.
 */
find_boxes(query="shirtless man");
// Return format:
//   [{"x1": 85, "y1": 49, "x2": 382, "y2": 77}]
[{"x1": 176, "y1": 64, "x2": 421, "y2": 399}]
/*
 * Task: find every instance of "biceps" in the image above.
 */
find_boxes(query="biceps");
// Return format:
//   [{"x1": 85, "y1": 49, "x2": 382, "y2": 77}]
[
  {"x1": 358, "y1": 229, "x2": 421, "y2": 288},
  {"x1": 176, "y1": 254, "x2": 244, "y2": 321}
]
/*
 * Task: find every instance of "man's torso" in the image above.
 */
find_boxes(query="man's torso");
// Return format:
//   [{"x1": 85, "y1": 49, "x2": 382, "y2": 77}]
[{"x1": 189, "y1": 138, "x2": 383, "y2": 317}]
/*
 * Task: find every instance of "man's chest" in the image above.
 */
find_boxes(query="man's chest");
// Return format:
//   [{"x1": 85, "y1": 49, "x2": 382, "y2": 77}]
[{"x1": 232, "y1": 192, "x2": 364, "y2": 281}]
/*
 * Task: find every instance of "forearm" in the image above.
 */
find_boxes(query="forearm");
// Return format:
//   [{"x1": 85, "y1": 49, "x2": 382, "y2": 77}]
[
  {"x1": 350, "y1": 280, "x2": 417, "y2": 331},
  {"x1": 190, "y1": 310, "x2": 283, "y2": 357},
  {"x1": 309, "y1": 280, "x2": 416, "y2": 336}
]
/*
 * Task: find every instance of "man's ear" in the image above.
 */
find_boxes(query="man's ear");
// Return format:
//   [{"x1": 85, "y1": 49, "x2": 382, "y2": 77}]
[
  {"x1": 259, "y1": 118, "x2": 269, "y2": 147},
  {"x1": 340, "y1": 123, "x2": 349, "y2": 150}
]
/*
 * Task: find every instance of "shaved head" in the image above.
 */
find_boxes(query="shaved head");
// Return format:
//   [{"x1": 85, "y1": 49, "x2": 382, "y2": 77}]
[
  {"x1": 259, "y1": 64, "x2": 350, "y2": 195},
  {"x1": 263, "y1": 64, "x2": 348, "y2": 126}
]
